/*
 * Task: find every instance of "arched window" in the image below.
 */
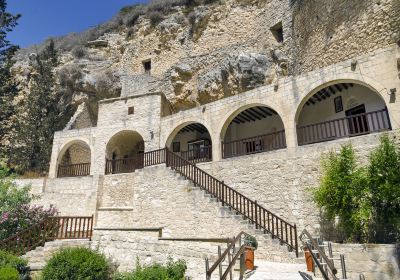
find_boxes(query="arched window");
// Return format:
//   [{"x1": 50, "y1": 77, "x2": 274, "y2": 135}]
[
  {"x1": 296, "y1": 82, "x2": 391, "y2": 145},
  {"x1": 166, "y1": 123, "x2": 212, "y2": 163},
  {"x1": 57, "y1": 141, "x2": 91, "y2": 177},
  {"x1": 221, "y1": 105, "x2": 286, "y2": 159},
  {"x1": 105, "y1": 130, "x2": 145, "y2": 174}
]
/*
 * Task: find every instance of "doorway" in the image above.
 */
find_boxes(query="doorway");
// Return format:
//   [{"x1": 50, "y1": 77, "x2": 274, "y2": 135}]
[{"x1": 345, "y1": 104, "x2": 369, "y2": 135}]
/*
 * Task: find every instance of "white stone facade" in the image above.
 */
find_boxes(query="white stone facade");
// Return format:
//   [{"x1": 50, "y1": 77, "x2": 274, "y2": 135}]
[{"x1": 21, "y1": 45, "x2": 399, "y2": 279}]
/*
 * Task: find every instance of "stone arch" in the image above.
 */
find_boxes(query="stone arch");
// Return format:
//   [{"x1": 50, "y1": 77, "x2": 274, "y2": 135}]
[
  {"x1": 105, "y1": 130, "x2": 145, "y2": 160},
  {"x1": 294, "y1": 78, "x2": 390, "y2": 123},
  {"x1": 56, "y1": 139, "x2": 92, "y2": 177},
  {"x1": 165, "y1": 120, "x2": 213, "y2": 162},
  {"x1": 57, "y1": 139, "x2": 91, "y2": 166},
  {"x1": 295, "y1": 79, "x2": 391, "y2": 146},
  {"x1": 219, "y1": 103, "x2": 287, "y2": 158}
]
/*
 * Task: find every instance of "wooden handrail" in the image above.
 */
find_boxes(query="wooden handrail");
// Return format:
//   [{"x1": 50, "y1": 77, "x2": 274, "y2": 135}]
[
  {"x1": 297, "y1": 108, "x2": 391, "y2": 145},
  {"x1": 165, "y1": 148, "x2": 299, "y2": 257},
  {"x1": 300, "y1": 229, "x2": 338, "y2": 279},
  {"x1": 0, "y1": 216, "x2": 94, "y2": 255},
  {"x1": 179, "y1": 145, "x2": 212, "y2": 163},
  {"x1": 222, "y1": 130, "x2": 286, "y2": 159},
  {"x1": 57, "y1": 162, "x2": 91, "y2": 177}
]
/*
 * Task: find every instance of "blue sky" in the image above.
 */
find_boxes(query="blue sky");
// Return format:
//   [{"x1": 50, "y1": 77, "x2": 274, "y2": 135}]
[{"x1": 7, "y1": 0, "x2": 148, "y2": 48}]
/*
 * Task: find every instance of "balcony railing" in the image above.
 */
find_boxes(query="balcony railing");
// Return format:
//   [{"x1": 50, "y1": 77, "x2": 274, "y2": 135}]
[
  {"x1": 178, "y1": 146, "x2": 212, "y2": 163},
  {"x1": 222, "y1": 130, "x2": 286, "y2": 159},
  {"x1": 105, "y1": 149, "x2": 167, "y2": 175},
  {"x1": 57, "y1": 163, "x2": 91, "y2": 178},
  {"x1": 297, "y1": 108, "x2": 391, "y2": 146}
]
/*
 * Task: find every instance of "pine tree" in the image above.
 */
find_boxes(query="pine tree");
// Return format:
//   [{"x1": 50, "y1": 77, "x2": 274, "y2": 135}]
[
  {"x1": 0, "y1": 0, "x2": 21, "y2": 160},
  {"x1": 13, "y1": 40, "x2": 63, "y2": 174}
]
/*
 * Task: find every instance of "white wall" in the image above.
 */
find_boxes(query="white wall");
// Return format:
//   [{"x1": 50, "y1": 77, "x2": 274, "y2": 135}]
[
  {"x1": 298, "y1": 84, "x2": 387, "y2": 126},
  {"x1": 224, "y1": 114, "x2": 284, "y2": 142},
  {"x1": 170, "y1": 130, "x2": 211, "y2": 152}
]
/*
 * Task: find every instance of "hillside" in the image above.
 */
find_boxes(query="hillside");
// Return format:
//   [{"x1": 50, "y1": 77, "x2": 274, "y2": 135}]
[{"x1": 4, "y1": 0, "x2": 399, "y2": 173}]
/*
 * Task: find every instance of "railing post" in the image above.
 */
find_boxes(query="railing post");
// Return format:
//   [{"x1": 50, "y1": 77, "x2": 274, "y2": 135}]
[
  {"x1": 254, "y1": 200, "x2": 258, "y2": 229},
  {"x1": 221, "y1": 181, "x2": 225, "y2": 206},
  {"x1": 165, "y1": 148, "x2": 169, "y2": 167},
  {"x1": 205, "y1": 258, "x2": 210, "y2": 280},
  {"x1": 294, "y1": 224, "x2": 298, "y2": 258}
]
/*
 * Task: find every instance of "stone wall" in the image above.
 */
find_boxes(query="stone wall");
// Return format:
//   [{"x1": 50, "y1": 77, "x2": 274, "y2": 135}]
[
  {"x1": 95, "y1": 165, "x2": 298, "y2": 263},
  {"x1": 92, "y1": 230, "x2": 225, "y2": 279},
  {"x1": 15, "y1": 176, "x2": 98, "y2": 217},
  {"x1": 332, "y1": 243, "x2": 400, "y2": 280},
  {"x1": 289, "y1": 0, "x2": 400, "y2": 75},
  {"x1": 199, "y1": 131, "x2": 399, "y2": 233}
]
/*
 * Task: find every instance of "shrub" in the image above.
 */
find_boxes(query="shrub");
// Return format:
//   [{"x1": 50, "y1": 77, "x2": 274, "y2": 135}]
[
  {"x1": 148, "y1": 11, "x2": 164, "y2": 27},
  {"x1": 41, "y1": 247, "x2": 110, "y2": 280},
  {"x1": 244, "y1": 235, "x2": 258, "y2": 250},
  {"x1": 114, "y1": 258, "x2": 187, "y2": 280},
  {"x1": 314, "y1": 134, "x2": 400, "y2": 243},
  {"x1": 71, "y1": 46, "x2": 87, "y2": 59},
  {"x1": 0, "y1": 250, "x2": 29, "y2": 279},
  {"x1": 0, "y1": 267, "x2": 19, "y2": 280},
  {"x1": 0, "y1": 167, "x2": 58, "y2": 240}
]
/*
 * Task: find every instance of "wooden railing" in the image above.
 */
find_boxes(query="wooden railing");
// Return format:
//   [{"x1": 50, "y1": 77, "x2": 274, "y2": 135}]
[
  {"x1": 105, "y1": 149, "x2": 167, "y2": 175},
  {"x1": 0, "y1": 216, "x2": 94, "y2": 255},
  {"x1": 297, "y1": 109, "x2": 391, "y2": 146},
  {"x1": 57, "y1": 163, "x2": 91, "y2": 177},
  {"x1": 179, "y1": 145, "x2": 212, "y2": 163},
  {"x1": 166, "y1": 148, "x2": 298, "y2": 257},
  {"x1": 205, "y1": 231, "x2": 249, "y2": 280},
  {"x1": 300, "y1": 229, "x2": 338, "y2": 280},
  {"x1": 222, "y1": 130, "x2": 286, "y2": 159}
]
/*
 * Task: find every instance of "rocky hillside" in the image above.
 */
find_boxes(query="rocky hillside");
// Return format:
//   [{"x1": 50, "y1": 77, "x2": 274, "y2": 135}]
[{"x1": 11, "y1": 0, "x2": 400, "y2": 128}]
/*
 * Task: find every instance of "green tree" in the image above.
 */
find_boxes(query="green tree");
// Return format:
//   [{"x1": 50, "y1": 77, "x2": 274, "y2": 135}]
[
  {"x1": 367, "y1": 134, "x2": 400, "y2": 243},
  {"x1": 0, "y1": 0, "x2": 21, "y2": 161},
  {"x1": 313, "y1": 144, "x2": 370, "y2": 242},
  {"x1": 12, "y1": 40, "x2": 64, "y2": 174}
]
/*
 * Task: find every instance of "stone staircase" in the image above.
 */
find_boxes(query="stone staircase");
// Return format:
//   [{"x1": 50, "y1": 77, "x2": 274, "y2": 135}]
[{"x1": 22, "y1": 239, "x2": 90, "y2": 272}]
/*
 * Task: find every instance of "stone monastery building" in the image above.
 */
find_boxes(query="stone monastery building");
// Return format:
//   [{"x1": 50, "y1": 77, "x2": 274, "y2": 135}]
[{"x1": 18, "y1": 0, "x2": 400, "y2": 279}]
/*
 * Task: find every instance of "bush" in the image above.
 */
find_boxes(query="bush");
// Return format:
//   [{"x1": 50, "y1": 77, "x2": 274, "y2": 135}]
[
  {"x1": 314, "y1": 134, "x2": 400, "y2": 243},
  {"x1": 0, "y1": 250, "x2": 29, "y2": 279},
  {"x1": 41, "y1": 247, "x2": 110, "y2": 280},
  {"x1": 148, "y1": 11, "x2": 164, "y2": 27},
  {"x1": 0, "y1": 164, "x2": 58, "y2": 241},
  {"x1": 71, "y1": 46, "x2": 87, "y2": 59},
  {"x1": 0, "y1": 267, "x2": 19, "y2": 280},
  {"x1": 114, "y1": 258, "x2": 186, "y2": 280}
]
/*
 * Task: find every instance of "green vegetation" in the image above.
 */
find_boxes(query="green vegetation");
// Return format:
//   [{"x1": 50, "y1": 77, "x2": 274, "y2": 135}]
[
  {"x1": 114, "y1": 258, "x2": 187, "y2": 280},
  {"x1": 314, "y1": 134, "x2": 400, "y2": 243},
  {"x1": 0, "y1": 250, "x2": 29, "y2": 279},
  {"x1": 0, "y1": 164, "x2": 58, "y2": 240},
  {"x1": 12, "y1": 40, "x2": 70, "y2": 174},
  {"x1": 0, "y1": 0, "x2": 20, "y2": 162},
  {"x1": 41, "y1": 247, "x2": 110, "y2": 280},
  {"x1": 0, "y1": 266, "x2": 19, "y2": 280},
  {"x1": 243, "y1": 235, "x2": 258, "y2": 250}
]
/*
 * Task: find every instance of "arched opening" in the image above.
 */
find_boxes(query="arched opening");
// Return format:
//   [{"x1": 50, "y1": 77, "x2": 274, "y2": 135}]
[
  {"x1": 221, "y1": 105, "x2": 286, "y2": 158},
  {"x1": 167, "y1": 122, "x2": 212, "y2": 163},
  {"x1": 57, "y1": 141, "x2": 91, "y2": 177},
  {"x1": 105, "y1": 130, "x2": 145, "y2": 174},
  {"x1": 296, "y1": 82, "x2": 391, "y2": 145}
]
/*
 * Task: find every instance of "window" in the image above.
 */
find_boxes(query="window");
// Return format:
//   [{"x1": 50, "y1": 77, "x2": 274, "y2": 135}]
[
  {"x1": 172, "y1": 142, "x2": 180, "y2": 153},
  {"x1": 143, "y1": 60, "x2": 151, "y2": 75},
  {"x1": 128, "y1": 106, "x2": 134, "y2": 115},
  {"x1": 270, "y1": 22, "x2": 283, "y2": 43}
]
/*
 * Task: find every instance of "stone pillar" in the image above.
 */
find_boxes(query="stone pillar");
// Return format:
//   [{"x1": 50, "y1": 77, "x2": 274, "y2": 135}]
[
  {"x1": 283, "y1": 115, "x2": 298, "y2": 154},
  {"x1": 48, "y1": 141, "x2": 59, "y2": 179},
  {"x1": 212, "y1": 140, "x2": 222, "y2": 162}
]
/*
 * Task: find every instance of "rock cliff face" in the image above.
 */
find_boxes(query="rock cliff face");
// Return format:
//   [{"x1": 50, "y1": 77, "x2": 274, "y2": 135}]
[{"x1": 11, "y1": 0, "x2": 400, "y2": 127}]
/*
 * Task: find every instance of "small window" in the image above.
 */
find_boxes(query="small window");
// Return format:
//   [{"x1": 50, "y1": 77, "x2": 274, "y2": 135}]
[
  {"x1": 143, "y1": 60, "x2": 151, "y2": 75},
  {"x1": 128, "y1": 106, "x2": 134, "y2": 115},
  {"x1": 270, "y1": 22, "x2": 283, "y2": 43},
  {"x1": 172, "y1": 142, "x2": 180, "y2": 153}
]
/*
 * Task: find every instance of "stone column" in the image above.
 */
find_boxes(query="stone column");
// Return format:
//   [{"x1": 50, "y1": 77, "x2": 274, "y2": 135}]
[{"x1": 283, "y1": 115, "x2": 298, "y2": 154}]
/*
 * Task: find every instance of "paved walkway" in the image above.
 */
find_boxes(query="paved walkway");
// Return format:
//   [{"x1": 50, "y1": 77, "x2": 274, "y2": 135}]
[{"x1": 246, "y1": 260, "x2": 308, "y2": 280}]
